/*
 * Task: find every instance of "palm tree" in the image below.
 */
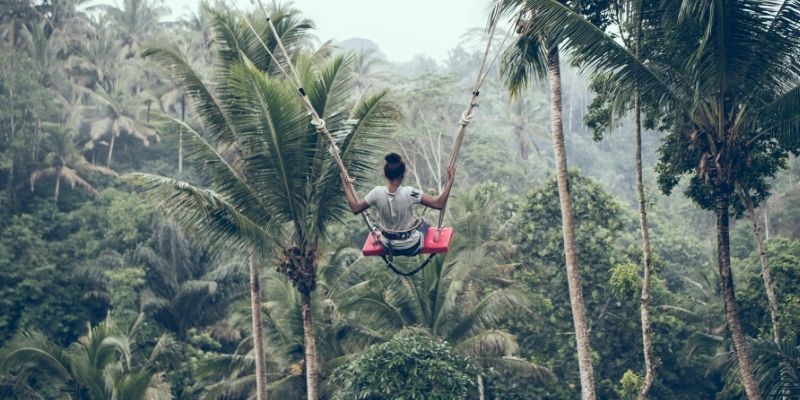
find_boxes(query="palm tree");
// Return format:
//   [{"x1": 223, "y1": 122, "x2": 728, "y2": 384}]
[
  {"x1": 195, "y1": 247, "x2": 378, "y2": 399},
  {"x1": 135, "y1": 219, "x2": 249, "y2": 340},
  {"x1": 124, "y1": 7, "x2": 395, "y2": 399},
  {"x1": 91, "y1": 0, "x2": 170, "y2": 58},
  {"x1": 497, "y1": 2, "x2": 601, "y2": 398},
  {"x1": 583, "y1": 1, "x2": 656, "y2": 396},
  {"x1": 748, "y1": 337, "x2": 800, "y2": 398},
  {"x1": 0, "y1": 320, "x2": 174, "y2": 399},
  {"x1": 84, "y1": 79, "x2": 159, "y2": 168},
  {"x1": 30, "y1": 114, "x2": 117, "y2": 203},
  {"x1": 508, "y1": 1, "x2": 800, "y2": 398},
  {"x1": 740, "y1": 190, "x2": 782, "y2": 344},
  {"x1": 351, "y1": 47, "x2": 387, "y2": 95}
]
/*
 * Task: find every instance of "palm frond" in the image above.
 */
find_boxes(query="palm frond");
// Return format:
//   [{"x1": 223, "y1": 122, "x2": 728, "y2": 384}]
[
  {"x1": 758, "y1": 84, "x2": 800, "y2": 147},
  {"x1": 142, "y1": 44, "x2": 239, "y2": 145},
  {"x1": 454, "y1": 329, "x2": 519, "y2": 358},
  {"x1": 311, "y1": 87, "x2": 396, "y2": 238},
  {"x1": 120, "y1": 173, "x2": 273, "y2": 255},
  {"x1": 0, "y1": 331, "x2": 73, "y2": 383},
  {"x1": 475, "y1": 355, "x2": 555, "y2": 383},
  {"x1": 161, "y1": 116, "x2": 272, "y2": 228},
  {"x1": 226, "y1": 59, "x2": 312, "y2": 231},
  {"x1": 201, "y1": 373, "x2": 255, "y2": 400},
  {"x1": 500, "y1": 27, "x2": 549, "y2": 96},
  {"x1": 499, "y1": 0, "x2": 679, "y2": 105},
  {"x1": 448, "y1": 287, "x2": 530, "y2": 343}
]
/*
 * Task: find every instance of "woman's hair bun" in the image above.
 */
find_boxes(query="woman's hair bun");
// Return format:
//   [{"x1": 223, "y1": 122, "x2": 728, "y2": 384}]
[{"x1": 385, "y1": 153, "x2": 402, "y2": 164}]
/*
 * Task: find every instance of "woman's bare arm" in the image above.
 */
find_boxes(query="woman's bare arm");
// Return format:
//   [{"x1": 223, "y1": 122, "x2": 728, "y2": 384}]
[
  {"x1": 341, "y1": 173, "x2": 370, "y2": 214},
  {"x1": 420, "y1": 166, "x2": 456, "y2": 210}
]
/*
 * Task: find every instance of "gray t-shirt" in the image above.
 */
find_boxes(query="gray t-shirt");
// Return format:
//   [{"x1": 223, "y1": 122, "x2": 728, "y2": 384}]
[{"x1": 365, "y1": 185, "x2": 423, "y2": 249}]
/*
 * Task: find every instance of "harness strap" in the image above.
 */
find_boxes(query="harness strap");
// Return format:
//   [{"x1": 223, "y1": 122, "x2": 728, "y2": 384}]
[{"x1": 381, "y1": 254, "x2": 436, "y2": 276}]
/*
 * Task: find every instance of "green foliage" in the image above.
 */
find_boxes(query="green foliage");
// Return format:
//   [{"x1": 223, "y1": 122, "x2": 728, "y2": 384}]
[
  {"x1": 2, "y1": 1, "x2": 800, "y2": 399},
  {"x1": 105, "y1": 267, "x2": 146, "y2": 331},
  {"x1": 737, "y1": 237, "x2": 800, "y2": 339},
  {"x1": 0, "y1": 319, "x2": 172, "y2": 399},
  {"x1": 332, "y1": 334, "x2": 478, "y2": 400},
  {"x1": 616, "y1": 370, "x2": 643, "y2": 400},
  {"x1": 610, "y1": 262, "x2": 640, "y2": 299}
]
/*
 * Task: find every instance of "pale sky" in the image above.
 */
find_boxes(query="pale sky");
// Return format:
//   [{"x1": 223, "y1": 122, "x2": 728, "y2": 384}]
[{"x1": 160, "y1": 0, "x2": 495, "y2": 62}]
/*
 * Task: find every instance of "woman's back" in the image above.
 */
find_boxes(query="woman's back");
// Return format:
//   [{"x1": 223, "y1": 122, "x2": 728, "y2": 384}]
[{"x1": 364, "y1": 186, "x2": 422, "y2": 231}]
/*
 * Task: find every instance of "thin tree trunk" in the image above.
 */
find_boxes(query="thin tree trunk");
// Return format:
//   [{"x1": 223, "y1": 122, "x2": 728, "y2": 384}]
[
  {"x1": 249, "y1": 253, "x2": 267, "y2": 400},
  {"x1": 634, "y1": 95, "x2": 655, "y2": 400},
  {"x1": 632, "y1": 4, "x2": 655, "y2": 397},
  {"x1": 54, "y1": 174, "x2": 61, "y2": 203},
  {"x1": 478, "y1": 374, "x2": 485, "y2": 400},
  {"x1": 179, "y1": 96, "x2": 185, "y2": 173},
  {"x1": 7, "y1": 53, "x2": 16, "y2": 205},
  {"x1": 741, "y1": 191, "x2": 781, "y2": 344},
  {"x1": 107, "y1": 134, "x2": 116, "y2": 168},
  {"x1": 547, "y1": 47, "x2": 597, "y2": 400},
  {"x1": 301, "y1": 292, "x2": 319, "y2": 400},
  {"x1": 716, "y1": 195, "x2": 762, "y2": 400}
]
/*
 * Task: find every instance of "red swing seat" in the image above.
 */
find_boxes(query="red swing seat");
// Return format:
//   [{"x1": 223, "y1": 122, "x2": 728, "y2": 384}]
[{"x1": 361, "y1": 227, "x2": 455, "y2": 257}]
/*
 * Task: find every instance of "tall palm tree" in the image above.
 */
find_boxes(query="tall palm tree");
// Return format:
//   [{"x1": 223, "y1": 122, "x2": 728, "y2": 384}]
[
  {"x1": 497, "y1": 2, "x2": 602, "y2": 398},
  {"x1": 91, "y1": 0, "x2": 170, "y2": 58},
  {"x1": 29, "y1": 114, "x2": 117, "y2": 203},
  {"x1": 195, "y1": 247, "x2": 379, "y2": 400},
  {"x1": 84, "y1": 77, "x2": 159, "y2": 168},
  {"x1": 508, "y1": 1, "x2": 800, "y2": 398},
  {"x1": 124, "y1": 8, "x2": 395, "y2": 399},
  {"x1": 583, "y1": 1, "x2": 656, "y2": 396}
]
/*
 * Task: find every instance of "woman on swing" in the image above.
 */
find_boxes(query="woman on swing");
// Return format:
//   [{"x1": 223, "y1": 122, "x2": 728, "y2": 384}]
[{"x1": 341, "y1": 153, "x2": 455, "y2": 256}]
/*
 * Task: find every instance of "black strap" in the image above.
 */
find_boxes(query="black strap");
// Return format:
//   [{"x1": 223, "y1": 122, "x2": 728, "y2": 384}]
[
  {"x1": 380, "y1": 254, "x2": 437, "y2": 276},
  {"x1": 379, "y1": 232, "x2": 435, "y2": 276}
]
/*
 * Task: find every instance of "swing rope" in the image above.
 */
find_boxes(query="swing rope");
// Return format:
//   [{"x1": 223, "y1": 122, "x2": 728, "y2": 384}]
[
  {"x1": 242, "y1": 13, "x2": 382, "y2": 236},
  {"x1": 240, "y1": 7, "x2": 506, "y2": 275}
]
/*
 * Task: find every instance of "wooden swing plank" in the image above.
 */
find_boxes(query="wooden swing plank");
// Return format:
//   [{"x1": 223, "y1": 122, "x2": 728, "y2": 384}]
[{"x1": 362, "y1": 227, "x2": 454, "y2": 257}]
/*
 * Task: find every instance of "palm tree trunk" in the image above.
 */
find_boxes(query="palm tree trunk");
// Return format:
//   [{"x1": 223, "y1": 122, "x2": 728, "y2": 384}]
[
  {"x1": 249, "y1": 253, "x2": 267, "y2": 400},
  {"x1": 54, "y1": 174, "x2": 61, "y2": 203},
  {"x1": 478, "y1": 374, "x2": 485, "y2": 400},
  {"x1": 547, "y1": 47, "x2": 596, "y2": 400},
  {"x1": 715, "y1": 194, "x2": 762, "y2": 400},
  {"x1": 107, "y1": 134, "x2": 116, "y2": 168},
  {"x1": 178, "y1": 127, "x2": 184, "y2": 174},
  {"x1": 7, "y1": 53, "x2": 16, "y2": 207},
  {"x1": 179, "y1": 96, "x2": 185, "y2": 174},
  {"x1": 741, "y1": 191, "x2": 781, "y2": 344},
  {"x1": 634, "y1": 95, "x2": 655, "y2": 400},
  {"x1": 301, "y1": 291, "x2": 319, "y2": 400}
]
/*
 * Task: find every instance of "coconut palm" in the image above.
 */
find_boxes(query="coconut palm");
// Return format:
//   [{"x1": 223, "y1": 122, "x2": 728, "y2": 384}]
[
  {"x1": 496, "y1": 1, "x2": 603, "y2": 397},
  {"x1": 582, "y1": 1, "x2": 656, "y2": 396},
  {"x1": 123, "y1": 7, "x2": 395, "y2": 399},
  {"x1": 500, "y1": 1, "x2": 800, "y2": 398},
  {"x1": 84, "y1": 79, "x2": 159, "y2": 168},
  {"x1": 194, "y1": 247, "x2": 378, "y2": 400},
  {"x1": 91, "y1": 0, "x2": 170, "y2": 58},
  {"x1": 135, "y1": 219, "x2": 249, "y2": 340},
  {"x1": 29, "y1": 113, "x2": 117, "y2": 203},
  {"x1": 0, "y1": 320, "x2": 174, "y2": 400}
]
